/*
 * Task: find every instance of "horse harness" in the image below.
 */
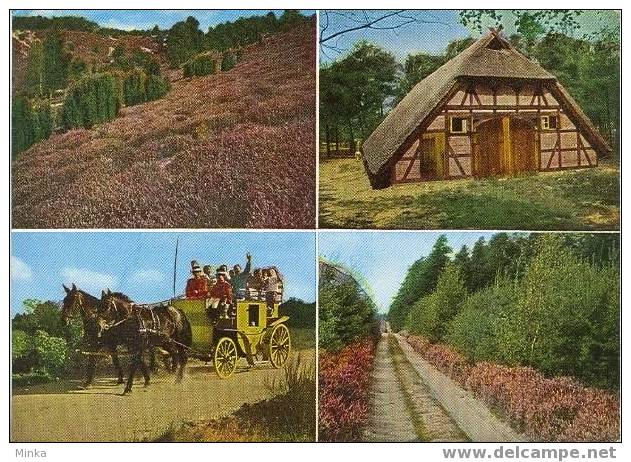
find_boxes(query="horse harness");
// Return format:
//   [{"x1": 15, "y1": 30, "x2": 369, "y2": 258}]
[{"x1": 134, "y1": 303, "x2": 162, "y2": 337}]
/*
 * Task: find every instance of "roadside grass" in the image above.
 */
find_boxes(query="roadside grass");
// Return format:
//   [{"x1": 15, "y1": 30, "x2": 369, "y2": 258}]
[
  {"x1": 157, "y1": 353, "x2": 316, "y2": 442},
  {"x1": 319, "y1": 158, "x2": 619, "y2": 230},
  {"x1": 291, "y1": 327, "x2": 316, "y2": 351},
  {"x1": 387, "y1": 335, "x2": 429, "y2": 442}
]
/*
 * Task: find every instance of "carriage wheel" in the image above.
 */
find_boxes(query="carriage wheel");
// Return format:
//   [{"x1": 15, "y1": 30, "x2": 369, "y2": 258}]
[
  {"x1": 214, "y1": 337, "x2": 238, "y2": 378},
  {"x1": 269, "y1": 324, "x2": 291, "y2": 369}
]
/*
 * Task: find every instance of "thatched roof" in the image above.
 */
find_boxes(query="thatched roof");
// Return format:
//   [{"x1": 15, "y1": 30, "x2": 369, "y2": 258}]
[{"x1": 362, "y1": 29, "x2": 611, "y2": 181}]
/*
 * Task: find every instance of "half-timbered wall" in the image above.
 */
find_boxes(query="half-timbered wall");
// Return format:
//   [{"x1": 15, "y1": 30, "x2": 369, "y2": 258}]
[{"x1": 391, "y1": 81, "x2": 597, "y2": 183}]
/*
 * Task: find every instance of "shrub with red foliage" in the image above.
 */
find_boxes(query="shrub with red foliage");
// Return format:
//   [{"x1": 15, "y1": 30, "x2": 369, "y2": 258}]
[
  {"x1": 406, "y1": 335, "x2": 620, "y2": 442},
  {"x1": 318, "y1": 339, "x2": 375, "y2": 442},
  {"x1": 12, "y1": 22, "x2": 316, "y2": 229}
]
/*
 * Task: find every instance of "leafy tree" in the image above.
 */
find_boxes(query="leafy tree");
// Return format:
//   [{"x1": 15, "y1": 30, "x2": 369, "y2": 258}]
[
  {"x1": 459, "y1": 10, "x2": 584, "y2": 36},
  {"x1": 12, "y1": 329, "x2": 36, "y2": 375},
  {"x1": 13, "y1": 300, "x2": 67, "y2": 338},
  {"x1": 395, "y1": 52, "x2": 444, "y2": 102},
  {"x1": 405, "y1": 263, "x2": 466, "y2": 341},
  {"x1": 32, "y1": 330, "x2": 68, "y2": 374},
  {"x1": 319, "y1": 263, "x2": 376, "y2": 351},
  {"x1": 320, "y1": 41, "x2": 397, "y2": 154},
  {"x1": 532, "y1": 29, "x2": 619, "y2": 152},
  {"x1": 446, "y1": 279, "x2": 517, "y2": 362},
  {"x1": 497, "y1": 235, "x2": 619, "y2": 388},
  {"x1": 279, "y1": 298, "x2": 316, "y2": 328},
  {"x1": 388, "y1": 235, "x2": 451, "y2": 331},
  {"x1": 562, "y1": 233, "x2": 619, "y2": 267},
  {"x1": 444, "y1": 37, "x2": 476, "y2": 60},
  {"x1": 318, "y1": 289, "x2": 344, "y2": 352},
  {"x1": 391, "y1": 233, "x2": 620, "y2": 389}
]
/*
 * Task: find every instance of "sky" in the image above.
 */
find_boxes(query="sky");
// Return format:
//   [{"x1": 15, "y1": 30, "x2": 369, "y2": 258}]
[
  {"x1": 10, "y1": 231, "x2": 315, "y2": 314},
  {"x1": 13, "y1": 9, "x2": 314, "y2": 32},
  {"x1": 318, "y1": 231, "x2": 501, "y2": 313},
  {"x1": 319, "y1": 9, "x2": 620, "y2": 63}
]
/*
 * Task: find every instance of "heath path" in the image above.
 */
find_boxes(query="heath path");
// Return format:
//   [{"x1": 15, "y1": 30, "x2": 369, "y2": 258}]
[
  {"x1": 393, "y1": 334, "x2": 527, "y2": 442},
  {"x1": 11, "y1": 350, "x2": 314, "y2": 442},
  {"x1": 364, "y1": 328, "x2": 467, "y2": 442}
]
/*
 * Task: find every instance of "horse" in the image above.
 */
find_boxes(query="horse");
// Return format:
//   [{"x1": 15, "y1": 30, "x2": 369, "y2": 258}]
[
  {"x1": 96, "y1": 289, "x2": 192, "y2": 395},
  {"x1": 61, "y1": 284, "x2": 124, "y2": 387}
]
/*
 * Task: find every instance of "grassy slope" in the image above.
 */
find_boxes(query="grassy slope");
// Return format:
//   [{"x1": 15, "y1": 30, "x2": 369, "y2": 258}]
[
  {"x1": 13, "y1": 22, "x2": 316, "y2": 229},
  {"x1": 319, "y1": 158, "x2": 619, "y2": 230}
]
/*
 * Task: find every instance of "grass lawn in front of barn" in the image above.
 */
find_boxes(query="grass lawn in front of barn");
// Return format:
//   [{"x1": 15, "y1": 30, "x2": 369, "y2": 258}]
[{"x1": 319, "y1": 157, "x2": 619, "y2": 230}]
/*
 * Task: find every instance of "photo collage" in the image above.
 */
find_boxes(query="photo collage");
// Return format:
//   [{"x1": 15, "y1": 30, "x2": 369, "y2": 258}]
[{"x1": 9, "y1": 9, "x2": 621, "y2": 445}]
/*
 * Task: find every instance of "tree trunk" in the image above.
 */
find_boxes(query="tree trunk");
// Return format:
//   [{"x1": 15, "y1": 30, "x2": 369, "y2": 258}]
[
  {"x1": 334, "y1": 123, "x2": 340, "y2": 156},
  {"x1": 348, "y1": 118, "x2": 355, "y2": 154},
  {"x1": 325, "y1": 122, "x2": 331, "y2": 157},
  {"x1": 604, "y1": 88, "x2": 614, "y2": 153},
  {"x1": 358, "y1": 111, "x2": 366, "y2": 140}
]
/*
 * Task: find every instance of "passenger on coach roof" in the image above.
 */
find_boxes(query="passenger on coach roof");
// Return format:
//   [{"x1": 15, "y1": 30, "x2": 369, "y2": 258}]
[
  {"x1": 186, "y1": 263, "x2": 209, "y2": 299},
  {"x1": 231, "y1": 253, "x2": 252, "y2": 298}
]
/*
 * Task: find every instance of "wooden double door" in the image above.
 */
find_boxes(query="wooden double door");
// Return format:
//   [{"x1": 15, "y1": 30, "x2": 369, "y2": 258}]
[{"x1": 473, "y1": 116, "x2": 537, "y2": 177}]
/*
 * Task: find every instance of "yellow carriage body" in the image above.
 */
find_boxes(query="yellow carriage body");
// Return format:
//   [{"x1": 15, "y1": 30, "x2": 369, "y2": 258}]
[
  {"x1": 170, "y1": 297, "x2": 286, "y2": 355},
  {"x1": 170, "y1": 290, "x2": 290, "y2": 378},
  {"x1": 169, "y1": 298, "x2": 214, "y2": 351}
]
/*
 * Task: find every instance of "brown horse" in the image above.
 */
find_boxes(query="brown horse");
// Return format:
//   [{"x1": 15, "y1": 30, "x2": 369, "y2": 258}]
[
  {"x1": 97, "y1": 290, "x2": 192, "y2": 395},
  {"x1": 61, "y1": 284, "x2": 124, "y2": 387}
]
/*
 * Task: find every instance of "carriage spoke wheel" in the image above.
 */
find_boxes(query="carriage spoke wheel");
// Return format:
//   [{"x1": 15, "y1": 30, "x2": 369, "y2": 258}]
[
  {"x1": 214, "y1": 337, "x2": 238, "y2": 378},
  {"x1": 269, "y1": 324, "x2": 291, "y2": 369}
]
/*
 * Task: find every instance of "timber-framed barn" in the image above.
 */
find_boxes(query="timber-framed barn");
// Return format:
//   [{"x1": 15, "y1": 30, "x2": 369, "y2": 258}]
[{"x1": 362, "y1": 29, "x2": 611, "y2": 189}]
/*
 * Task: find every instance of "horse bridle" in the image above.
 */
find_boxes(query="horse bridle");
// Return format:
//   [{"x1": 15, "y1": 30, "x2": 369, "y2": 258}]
[
  {"x1": 98, "y1": 298, "x2": 134, "y2": 335},
  {"x1": 63, "y1": 292, "x2": 94, "y2": 321}
]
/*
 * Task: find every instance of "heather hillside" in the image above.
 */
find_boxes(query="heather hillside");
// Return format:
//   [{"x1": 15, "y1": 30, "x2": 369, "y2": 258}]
[{"x1": 12, "y1": 22, "x2": 316, "y2": 228}]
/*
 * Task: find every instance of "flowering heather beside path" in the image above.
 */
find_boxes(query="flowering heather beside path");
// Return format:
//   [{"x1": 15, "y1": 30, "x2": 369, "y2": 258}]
[
  {"x1": 12, "y1": 22, "x2": 316, "y2": 228},
  {"x1": 318, "y1": 340, "x2": 376, "y2": 442},
  {"x1": 404, "y1": 334, "x2": 620, "y2": 442}
]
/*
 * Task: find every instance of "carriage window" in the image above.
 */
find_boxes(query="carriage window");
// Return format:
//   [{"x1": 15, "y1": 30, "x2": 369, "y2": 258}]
[
  {"x1": 541, "y1": 115, "x2": 558, "y2": 130},
  {"x1": 248, "y1": 304, "x2": 260, "y2": 327},
  {"x1": 450, "y1": 117, "x2": 468, "y2": 133}
]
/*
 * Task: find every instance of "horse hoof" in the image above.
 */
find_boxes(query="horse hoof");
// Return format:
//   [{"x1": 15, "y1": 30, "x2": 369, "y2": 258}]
[
  {"x1": 122, "y1": 389, "x2": 132, "y2": 395},
  {"x1": 144, "y1": 382, "x2": 150, "y2": 388}
]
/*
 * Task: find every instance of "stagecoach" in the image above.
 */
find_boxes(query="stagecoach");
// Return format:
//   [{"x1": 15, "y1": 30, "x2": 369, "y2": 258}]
[{"x1": 170, "y1": 288, "x2": 291, "y2": 378}]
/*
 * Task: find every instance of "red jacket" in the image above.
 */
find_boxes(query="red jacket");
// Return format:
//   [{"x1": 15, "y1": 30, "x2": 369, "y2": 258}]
[
  {"x1": 209, "y1": 280, "x2": 233, "y2": 301},
  {"x1": 186, "y1": 277, "x2": 208, "y2": 299}
]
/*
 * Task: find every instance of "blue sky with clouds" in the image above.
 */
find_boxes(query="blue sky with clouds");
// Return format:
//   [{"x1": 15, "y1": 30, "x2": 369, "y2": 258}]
[
  {"x1": 13, "y1": 10, "x2": 314, "y2": 32},
  {"x1": 11, "y1": 232, "x2": 315, "y2": 314},
  {"x1": 319, "y1": 231, "x2": 501, "y2": 313},
  {"x1": 320, "y1": 10, "x2": 620, "y2": 63}
]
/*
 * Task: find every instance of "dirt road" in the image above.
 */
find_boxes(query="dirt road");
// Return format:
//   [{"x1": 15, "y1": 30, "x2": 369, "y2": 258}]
[
  {"x1": 364, "y1": 333, "x2": 467, "y2": 442},
  {"x1": 11, "y1": 350, "x2": 314, "y2": 442},
  {"x1": 394, "y1": 335, "x2": 525, "y2": 442}
]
